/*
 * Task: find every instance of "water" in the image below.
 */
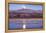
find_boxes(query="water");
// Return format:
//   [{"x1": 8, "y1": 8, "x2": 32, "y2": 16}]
[{"x1": 8, "y1": 19, "x2": 43, "y2": 30}]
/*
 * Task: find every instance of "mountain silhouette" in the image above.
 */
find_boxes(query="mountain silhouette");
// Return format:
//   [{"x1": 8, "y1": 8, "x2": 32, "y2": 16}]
[
  {"x1": 9, "y1": 8, "x2": 42, "y2": 14},
  {"x1": 9, "y1": 8, "x2": 43, "y2": 18}
]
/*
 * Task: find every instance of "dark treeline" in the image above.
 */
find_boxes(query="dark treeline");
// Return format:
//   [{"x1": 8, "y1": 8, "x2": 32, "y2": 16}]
[{"x1": 8, "y1": 12, "x2": 43, "y2": 18}]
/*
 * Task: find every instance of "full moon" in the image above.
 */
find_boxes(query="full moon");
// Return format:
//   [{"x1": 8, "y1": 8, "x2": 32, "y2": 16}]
[{"x1": 22, "y1": 5, "x2": 26, "y2": 9}]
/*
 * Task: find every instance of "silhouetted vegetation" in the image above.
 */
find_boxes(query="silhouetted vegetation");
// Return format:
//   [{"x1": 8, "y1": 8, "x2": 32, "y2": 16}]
[{"x1": 8, "y1": 12, "x2": 43, "y2": 18}]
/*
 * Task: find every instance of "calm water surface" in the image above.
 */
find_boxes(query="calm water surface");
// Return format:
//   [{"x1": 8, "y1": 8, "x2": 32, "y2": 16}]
[{"x1": 8, "y1": 19, "x2": 43, "y2": 29}]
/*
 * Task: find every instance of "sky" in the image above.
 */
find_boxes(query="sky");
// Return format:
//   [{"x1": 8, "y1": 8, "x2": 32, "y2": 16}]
[{"x1": 9, "y1": 4, "x2": 42, "y2": 11}]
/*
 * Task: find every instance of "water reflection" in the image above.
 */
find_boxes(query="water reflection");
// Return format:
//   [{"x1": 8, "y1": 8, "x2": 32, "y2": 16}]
[{"x1": 8, "y1": 19, "x2": 43, "y2": 30}]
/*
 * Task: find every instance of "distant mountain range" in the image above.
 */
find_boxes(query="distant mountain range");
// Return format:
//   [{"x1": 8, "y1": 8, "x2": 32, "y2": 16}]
[
  {"x1": 9, "y1": 8, "x2": 42, "y2": 14},
  {"x1": 8, "y1": 8, "x2": 43, "y2": 18}
]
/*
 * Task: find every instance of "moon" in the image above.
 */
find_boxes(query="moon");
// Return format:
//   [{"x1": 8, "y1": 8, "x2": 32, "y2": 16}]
[{"x1": 22, "y1": 5, "x2": 26, "y2": 9}]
